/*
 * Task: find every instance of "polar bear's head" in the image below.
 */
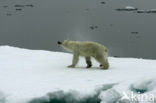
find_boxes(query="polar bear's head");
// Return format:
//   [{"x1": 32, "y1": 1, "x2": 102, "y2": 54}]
[
  {"x1": 57, "y1": 40, "x2": 73, "y2": 51},
  {"x1": 57, "y1": 40, "x2": 70, "y2": 46}
]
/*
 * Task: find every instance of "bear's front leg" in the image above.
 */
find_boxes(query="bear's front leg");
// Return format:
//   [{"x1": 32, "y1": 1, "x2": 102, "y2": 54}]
[
  {"x1": 68, "y1": 53, "x2": 79, "y2": 68},
  {"x1": 85, "y1": 56, "x2": 92, "y2": 68}
]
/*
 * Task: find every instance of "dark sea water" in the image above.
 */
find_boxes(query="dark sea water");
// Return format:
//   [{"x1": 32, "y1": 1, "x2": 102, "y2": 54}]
[{"x1": 0, "y1": 0, "x2": 156, "y2": 59}]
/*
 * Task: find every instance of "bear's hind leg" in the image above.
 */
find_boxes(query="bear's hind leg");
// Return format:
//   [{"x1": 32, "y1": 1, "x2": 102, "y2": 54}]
[
  {"x1": 102, "y1": 58, "x2": 109, "y2": 69},
  {"x1": 85, "y1": 56, "x2": 92, "y2": 68},
  {"x1": 94, "y1": 55, "x2": 109, "y2": 69}
]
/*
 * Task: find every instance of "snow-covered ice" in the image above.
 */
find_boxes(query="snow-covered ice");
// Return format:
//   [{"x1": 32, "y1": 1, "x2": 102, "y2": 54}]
[
  {"x1": 125, "y1": 6, "x2": 137, "y2": 10},
  {"x1": 116, "y1": 6, "x2": 138, "y2": 11},
  {"x1": 0, "y1": 46, "x2": 156, "y2": 103}
]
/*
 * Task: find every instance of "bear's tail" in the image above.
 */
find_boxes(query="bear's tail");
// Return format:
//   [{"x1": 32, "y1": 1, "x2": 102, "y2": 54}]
[
  {"x1": 105, "y1": 48, "x2": 107, "y2": 52},
  {"x1": 103, "y1": 46, "x2": 107, "y2": 52}
]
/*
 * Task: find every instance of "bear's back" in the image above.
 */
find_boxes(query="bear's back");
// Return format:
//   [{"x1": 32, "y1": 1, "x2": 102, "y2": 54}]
[{"x1": 77, "y1": 41, "x2": 106, "y2": 56}]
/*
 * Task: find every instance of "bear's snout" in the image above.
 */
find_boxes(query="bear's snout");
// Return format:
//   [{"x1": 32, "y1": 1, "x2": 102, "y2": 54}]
[{"x1": 57, "y1": 41, "x2": 62, "y2": 45}]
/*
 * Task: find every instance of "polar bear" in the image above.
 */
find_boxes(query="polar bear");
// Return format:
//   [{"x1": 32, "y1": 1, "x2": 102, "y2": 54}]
[{"x1": 57, "y1": 40, "x2": 109, "y2": 69}]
